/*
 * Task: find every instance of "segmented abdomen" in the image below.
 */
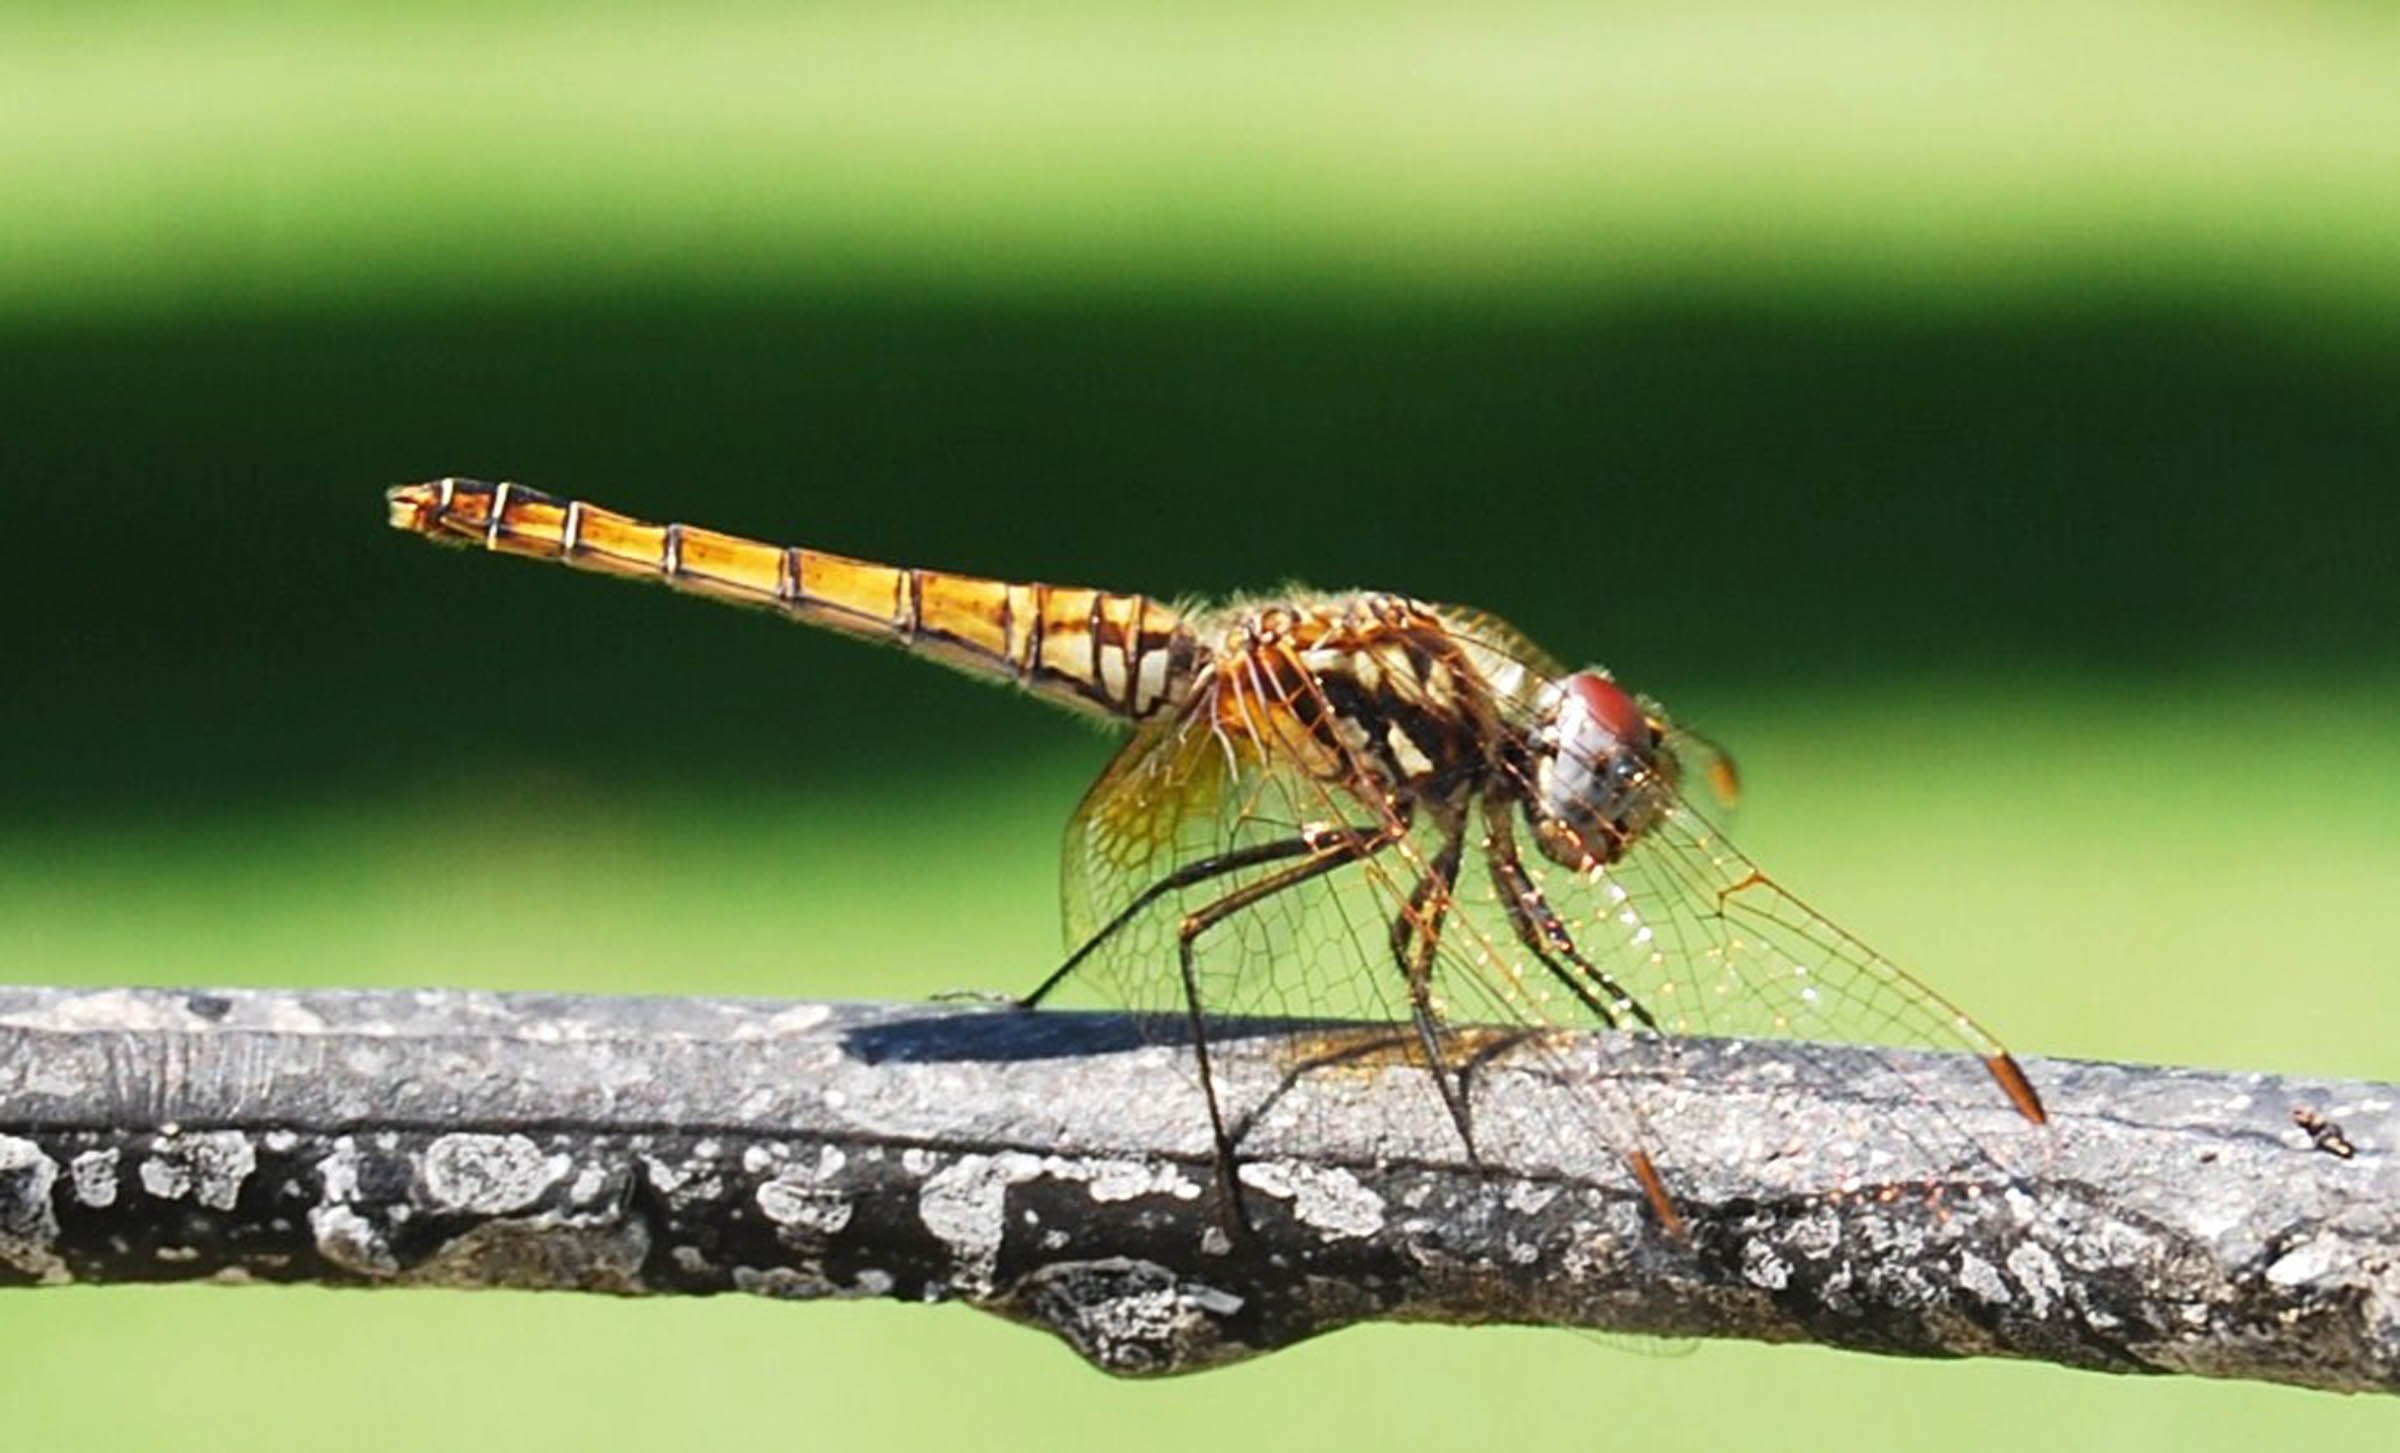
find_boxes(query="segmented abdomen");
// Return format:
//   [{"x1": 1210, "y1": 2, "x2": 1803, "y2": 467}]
[{"x1": 385, "y1": 478, "x2": 1195, "y2": 721}]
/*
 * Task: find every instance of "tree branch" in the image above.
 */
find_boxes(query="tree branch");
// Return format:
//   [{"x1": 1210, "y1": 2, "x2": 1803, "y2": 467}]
[{"x1": 0, "y1": 986, "x2": 2389, "y2": 1390}]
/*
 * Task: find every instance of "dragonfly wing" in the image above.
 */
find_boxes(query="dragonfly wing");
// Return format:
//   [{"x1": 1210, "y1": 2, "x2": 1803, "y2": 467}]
[{"x1": 1058, "y1": 699, "x2": 1441, "y2": 1031}]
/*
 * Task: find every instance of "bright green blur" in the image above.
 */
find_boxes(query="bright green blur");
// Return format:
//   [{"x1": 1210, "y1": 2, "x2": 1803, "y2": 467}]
[
  {"x1": 4, "y1": 0, "x2": 2400, "y2": 316},
  {"x1": 5, "y1": 0, "x2": 2397, "y2": 1446}
]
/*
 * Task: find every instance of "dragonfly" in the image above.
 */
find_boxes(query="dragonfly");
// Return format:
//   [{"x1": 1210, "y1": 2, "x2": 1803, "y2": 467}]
[{"x1": 386, "y1": 477, "x2": 2046, "y2": 1234}]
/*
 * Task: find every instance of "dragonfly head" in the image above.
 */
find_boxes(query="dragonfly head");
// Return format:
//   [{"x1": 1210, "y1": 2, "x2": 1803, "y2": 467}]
[{"x1": 1527, "y1": 670, "x2": 1681, "y2": 870}]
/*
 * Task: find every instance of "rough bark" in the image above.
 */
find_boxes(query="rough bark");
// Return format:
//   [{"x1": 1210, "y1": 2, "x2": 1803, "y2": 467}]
[{"x1": 0, "y1": 986, "x2": 2389, "y2": 1391}]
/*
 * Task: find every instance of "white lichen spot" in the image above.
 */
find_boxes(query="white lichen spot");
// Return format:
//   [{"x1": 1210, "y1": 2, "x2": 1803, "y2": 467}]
[
  {"x1": 70, "y1": 1149, "x2": 119, "y2": 1208},
  {"x1": 642, "y1": 1155, "x2": 698, "y2": 1195},
  {"x1": 0, "y1": 1137, "x2": 69, "y2": 1283},
  {"x1": 2005, "y1": 1241, "x2": 2065, "y2": 1319},
  {"x1": 1954, "y1": 1251, "x2": 2007, "y2": 1304},
  {"x1": 318, "y1": 1137, "x2": 364, "y2": 1203},
  {"x1": 421, "y1": 1133, "x2": 564, "y2": 1215},
  {"x1": 1785, "y1": 1205, "x2": 1843, "y2": 1259},
  {"x1": 815, "y1": 1146, "x2": 848, "y2": 1181},
  {"x1": 1187, "y1": 1282, "x2": 1245, "y2": 1317},
  {"x1": 900, "y1": 1147, "x2": 936, "y2": 1176},
  {"x1": 139, "y1": 1157, "x2": 190, "y2": 1202},
  {"x1": 135, "y1": 1130, "x2": 258, "y2": 1211},
  {"x1": 1503, "y1": 1181, "x2": 1561, "y2": 1216},
  {"x1": 2265, "y1": 1235, "x2": 2339, "y2": 1288},
  {"x1": 155, "y1": 1245, "x2": 199, "y2": 1263},
  {"x1": 756, "y1": 1173, "x2": 854, "y2": 1237},
  {"x1": 1236, "y1": 1162, "x2": 1385, "y2": 1240},
  {"x1": 919, "y1": 1153, "x2": 1037, "y2": 1291},
  {"x1": 1084, "y1": 1160, "x2": 1198, "y2": 1204},
  {"x1": 1740, "y1": 1239, "x2": 1792, "y2": 1290},
  {"x1": 262, "y1": 1130, "x2": 299, "y2": 1154},
  {"x1": 172, "y1": 1131, "x2": 254, "y2": 1211},
  {"x1": 310, "y1": 1204, "x2": 398, "y2": 1276},
  {"x1": 742, "y1": 1145, "x2": 776, "y2": 1174}
]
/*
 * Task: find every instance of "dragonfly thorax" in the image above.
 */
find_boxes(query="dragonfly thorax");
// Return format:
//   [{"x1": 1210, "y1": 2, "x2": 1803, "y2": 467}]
[{"x1": 1527, "y1": 671, "x2": 1681, "y2": 870}]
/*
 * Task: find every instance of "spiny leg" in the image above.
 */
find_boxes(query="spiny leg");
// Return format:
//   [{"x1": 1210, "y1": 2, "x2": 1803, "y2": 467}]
[
  {"x1": 1485, "y1": 800, "x2": 1686, "y2": 1233},
  {"x1": 1484, "y1": 800, "x2": 1661, "y2": 1033},
  {"x1": 1019, "y1": 835, "x2": 1332, "y2": 1009},
  {"x1": 1388, "y1": 825, "x2": 1479, "y2": 1158},
  {"x1": 1169, "y1": 821, "x2": 1409, "y2": 1235}
]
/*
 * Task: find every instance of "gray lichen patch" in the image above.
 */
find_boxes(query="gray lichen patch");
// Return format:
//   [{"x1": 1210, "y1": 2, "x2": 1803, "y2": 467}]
[
  {"x1": 639, "y1": 1150, "x2": 727, "y2": 1204},
  {"x1": 0, "y1": 1136, "x2": 68, "y2": 1284},
  {"x1": 69, "y1": 1149, "x2": 120, "y2": 1208},
  {"x1": 138, "y1": 1131, "x2": 256, "y2": 1211},
  {"x1": 755, "y1": 1173, "x2": 855, "y2": 1239},
  {"x1": 1080, "y1": 1159, "x2": 1202, "y2": 1204},
  {"x1": 2005, "y1": 1240, "x2": 2066, "y2": 1319},
  {"x1": 2264, "y1": 1234, "x2": 2342, "y2": 1289},
  {"x1": 915, "y1": 1152, "x2": 1205, "y2": 1294},
  {"x1": 1006, "y1": 1257, "x2": 1250, "y2": 1376},
  {"x1": 310, "y1": 1204, "x2": 400, "y2": 1277},
  {"x1": 421, "y1": 1133, "x2": 565, "y2": 1215},
  {"x1": 918, "y1": 1153, "x2": 1022, "y2": 1292},
  {"x1": 316, "y1": 1135, "x2": 367, "y2": 1206},
  {"x1": 1236, "y1": 1161, "x2": 1385, "y2": 1240}
]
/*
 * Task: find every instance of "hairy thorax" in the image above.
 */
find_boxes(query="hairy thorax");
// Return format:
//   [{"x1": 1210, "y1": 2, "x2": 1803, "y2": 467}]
[{"x1": 1191, "y1": 593, "x2": 1521, "y2": 799}]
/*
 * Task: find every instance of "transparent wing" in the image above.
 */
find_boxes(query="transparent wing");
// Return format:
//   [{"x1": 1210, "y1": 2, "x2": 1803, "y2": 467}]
[
  {"x1": 1054, "y1": 646, "x2": 1688, "y2": 1219},
  {"x1": 1053, "y1": 627, "x2": 2041, "y2": 1220},
  {"x1": 1060, "y1": 693, "x2": 1442, "y2": 1032}
]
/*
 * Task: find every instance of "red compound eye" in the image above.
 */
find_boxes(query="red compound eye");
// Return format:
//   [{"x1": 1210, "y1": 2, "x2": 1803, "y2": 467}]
[{"x1": 1564, "y1": 672, "x2": 1646, "y2": 745}]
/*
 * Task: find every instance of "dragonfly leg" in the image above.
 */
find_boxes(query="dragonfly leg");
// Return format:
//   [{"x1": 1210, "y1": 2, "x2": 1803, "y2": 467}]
[
  {"x1": 1167, "y1": 821, "x2": 1410, "y2": 1235},
  {"x1": 1484, "y1": 803, "x2": 1661, "y2": 1033},
  {"x1": 1019, "y1": 836, "x2": 1331, "y2": 1009},
  {"x1": 1388, "y1": 827, "x2": 1479, "y2": 1158},
  {"x1": 1483, "y1": 801, "x2": 1688, "y2": 1235}
]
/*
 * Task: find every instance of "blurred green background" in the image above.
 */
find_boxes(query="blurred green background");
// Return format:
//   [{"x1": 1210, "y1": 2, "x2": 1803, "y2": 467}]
[{"x1": 4, "y1": 0, "x2": 2396, "y2": 1446}]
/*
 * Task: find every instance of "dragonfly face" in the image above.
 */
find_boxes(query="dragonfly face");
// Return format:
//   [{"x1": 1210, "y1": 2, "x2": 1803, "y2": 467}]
[{"x1": 1525, "y1": 671, "x2": 1682, "y2": 872}]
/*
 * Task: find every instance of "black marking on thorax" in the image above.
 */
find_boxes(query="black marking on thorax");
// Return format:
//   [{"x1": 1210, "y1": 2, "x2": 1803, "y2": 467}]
[{"x1": 1277, "y1": 612, "x2": 1498, "y2": 797}]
